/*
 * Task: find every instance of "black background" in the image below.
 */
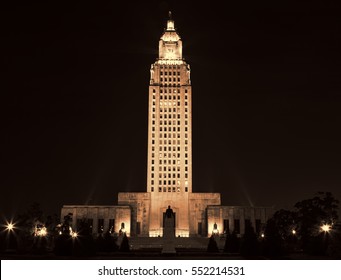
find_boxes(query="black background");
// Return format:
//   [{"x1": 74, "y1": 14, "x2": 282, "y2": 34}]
[{"x1": 1, "y1": 0, "x2": 341, "y2": 218}]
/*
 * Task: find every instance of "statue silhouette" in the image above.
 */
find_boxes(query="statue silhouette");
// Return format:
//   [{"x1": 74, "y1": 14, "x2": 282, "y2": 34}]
[{"x1": 165, "y1": 205, "x2": 174, "y2": 218}]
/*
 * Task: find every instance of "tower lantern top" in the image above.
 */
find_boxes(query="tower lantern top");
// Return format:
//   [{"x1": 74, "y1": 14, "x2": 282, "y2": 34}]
[
  {"x1": 166, "y1": 11, "x2": 175, "y2": 31},
  {"x1": 159, "y1": 11, "x2": 182, "y2": 61}
]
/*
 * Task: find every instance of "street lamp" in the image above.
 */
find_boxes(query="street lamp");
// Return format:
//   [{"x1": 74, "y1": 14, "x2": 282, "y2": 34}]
[
  {"x1": 321, "y1": 224, "x2": 331, "y2": 233},
  {"x1": 7, "y1": 223, "x2": 14, "y2": 231},
  {"x1": 34, "y1": 225, "x2": 48, "y2": 237},
  {"x1": 37, "y1": 226, "x2": 47, "y2": 237},
  {"x1": 5, "y1": 222, "x2": 15, "y2": 232}
]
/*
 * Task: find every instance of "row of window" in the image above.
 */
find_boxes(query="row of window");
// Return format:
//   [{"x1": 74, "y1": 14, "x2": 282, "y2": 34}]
[
  {"x1": 151, "y1": 180, "x2": 180, "y2": 185},
  {"x1": 155, "y1": 120, "x2": 179, "y2": 126},
  {"x1": 151, "y1": 140, "x2": 188, "y2": 145},
  {"x1": 155, "y1": 127, "x2": 188, "y2": 132},
  {"x1": 156, "y1": 101, "x2": 189, "y2": 106},
  {"x1": 154, "y1": 127, "x2": 188, "y2": 132},
  {"x1": 153, "y1": 109, "x2": 185, "y2": 114},
  {"x1": 152, "y1": 166, "x2": 187, "y2": 172},
  {"x1": 158, "y1": 108, "x2": 188, "y2": 114},
  {"x1": 153, "y1": 173, "x2": 188, "y2": 178},
  {"x1": 159, "y1": 108, "x2": 180, "y2": 113},
  {"x1": 158, "y1": 127, "x2": 188, "y2": 132},
  {"x1": 152, "y1": 133, "x2": 188, "y2": 139},
  {"x1": 152, "y1": 153, "x2": 188, "y2": 158},
  {"x1": 150, "y1": 185, "x2": 189, "y2": 192},
  {"x1": 153, "y1": 111, "x2": 188, "y2": 116},
  {"x1": 159, "y1": 83, "x2": 180, "y2": 87},
  {"x1": 150, "y1": 186, "x2": 189, "y2": 193},
  {"x1": 152, "y1": 120, "x2": 188, "y2": 126},
  {"x1": 159, "y1": 65, "x2": 181, "y2": 69},
  {"x1": 156, "y1": 103, "x2": 180, "y2": 109},
  {"x1": 152, "y1": 173, "x2": 182, "y2": 179},
  {"x1": 151, "y1": 159, "x2": 189, "y2": 165},
  {"x1": 152, "y1": 186, "x2": 180, "y2": 192},
  {"x1": 76, "y1": 218, "x2": 116, "y2": 234},
  {"x1": 156, "y1": 95, "x2": 188, "y2": 100},
  {"x1": 160, "y1": 71, "x2": 180, "y2": 76},
  {"x1": 154, "y1": 89, "x2": 180, "y2": 93},
  {"x1": 158, "y1": 101, "x2": 182, "y2": 106},
  {"x1": 155, "y1": 146, "x2": 188, "y2": 152},
  {"x1": 152, "y1": 113, "x2": 188, "y2": 119},
  {"x1": 222, "y1": 219, "x2": 262, "y2": 235},
  {"x1": 152, "y1": 89, "x2": 188, "y2": 93},
  {"x1": 160, "y1": 77, "x2": 180, "y2": 82},
  {"x1": 157, "y1": 186, "x2": 188, "y2": 192}
]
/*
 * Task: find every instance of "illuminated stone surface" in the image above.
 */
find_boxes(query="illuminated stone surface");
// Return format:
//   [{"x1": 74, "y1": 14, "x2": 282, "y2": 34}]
[{"x1": 61, "y1": 14, "x2": 273, "y2": 239}]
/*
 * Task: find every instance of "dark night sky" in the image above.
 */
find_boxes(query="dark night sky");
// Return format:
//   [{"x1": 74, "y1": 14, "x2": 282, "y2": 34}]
[{"x1": 1, "y1": 0, "x2": 341, "y2": 219}]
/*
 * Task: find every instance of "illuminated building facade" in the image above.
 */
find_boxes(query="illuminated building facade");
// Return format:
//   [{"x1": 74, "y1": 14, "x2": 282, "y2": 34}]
[{"x1": 61, "y1": 14, "x2": 272, "y2": 238}]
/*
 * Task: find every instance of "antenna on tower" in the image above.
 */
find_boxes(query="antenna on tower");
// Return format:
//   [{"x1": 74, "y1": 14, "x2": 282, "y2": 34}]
[{"x1": 169, "y1": 11, "x2": 172, "y2": 19}]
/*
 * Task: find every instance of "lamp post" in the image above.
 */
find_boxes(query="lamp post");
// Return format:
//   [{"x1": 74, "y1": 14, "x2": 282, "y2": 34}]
[
  {"x1": 6, "y1": 222, "x2": 14, "y2": 232},
  {"x1": 321, "y1": 224, "x2": 331, "y2": 233},
  {"x1": 3, "y1": 221, "x2": 17, "y2": 252}
]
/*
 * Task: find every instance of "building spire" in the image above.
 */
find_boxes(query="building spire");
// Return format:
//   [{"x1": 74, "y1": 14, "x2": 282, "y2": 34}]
[{"x1": 166, "y1": 11, "x2": 175, "y2": 30}]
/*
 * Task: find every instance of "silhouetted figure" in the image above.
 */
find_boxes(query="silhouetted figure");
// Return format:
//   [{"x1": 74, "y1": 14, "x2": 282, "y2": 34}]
[
  {"x1": 119, "y1": 233, "x2": 130, "y2": 252},
  {"x1": 162, "y1": 206, "x2": 176, "y2": 254},
  {"x1": 166, "y1": 205, "x2": 174, "y2": 218},
  {"x1": 207, "y1": 235, "x2": 219, "y2": 252}
]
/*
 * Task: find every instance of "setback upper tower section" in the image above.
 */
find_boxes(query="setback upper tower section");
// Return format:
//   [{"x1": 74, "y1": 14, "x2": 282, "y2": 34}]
[{"x1": 158, "y1": 14, "x2": 183, "y2": 61}]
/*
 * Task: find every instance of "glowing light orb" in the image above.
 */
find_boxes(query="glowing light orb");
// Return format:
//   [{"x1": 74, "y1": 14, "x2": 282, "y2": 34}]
[
  {"x1": 71, "y1": 232, "x2": 78, "y2": 238},
  {"x1": 292, "y1": 229, "x2": 296, "y2": 235},
  {"x1": 321, "y1": 224, "x2": 331, "y2": 233},
  {"x1": 261, "y1": 233, "x2": 265, "y2": 238},
  {"x1": 39, "y1": 227, "x2": 47, "y2": 236},
  {"x1": 6, "y1": 222, "x2": 14, "y2": 231}
]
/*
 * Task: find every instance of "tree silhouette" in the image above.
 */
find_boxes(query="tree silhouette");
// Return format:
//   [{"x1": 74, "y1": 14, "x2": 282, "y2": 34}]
[
  {"x1": 119, "y1": 233, "x2": 130, "y2": 252},
  {"x1": 262, "y1": 219, "x2": 284, "y2": 258},
  {"x1": 54, "y1": 213, "x2": 73, "y2": 256},
  {"x1": 102, "y1": 230, "x2": 119, "y2": 252},
  {"x1": 240, "y1": 226, "x2": 260, "y2": 258},
  {"x1": 295, "y1": 192, "x2": 339, "y2": 253},
  {"x1": 224, "y1": 230, "x2": 240, "y2": 253},
  {"x1": 72, "y1": 219, "x2": 96, "y2": 257},
  {"x1": 207, "y1": 235, "x2": 219, "y2": 252}
]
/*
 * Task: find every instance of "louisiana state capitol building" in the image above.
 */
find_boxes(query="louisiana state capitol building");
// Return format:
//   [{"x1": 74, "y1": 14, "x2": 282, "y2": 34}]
[
  {"x1": 146, "y1": 16, "x2": 194, "y2": 236},
  {"x1": 61, "y1": 14, "x2": 272, "y2": 238}
]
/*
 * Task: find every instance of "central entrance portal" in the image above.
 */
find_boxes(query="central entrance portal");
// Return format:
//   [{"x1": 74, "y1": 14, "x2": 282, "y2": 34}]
[
  {"x1": 162, "y1": 206, "x2": 176, "y2": 253},
  {"x1": 163, "y1": 206, "x2": 175, "y2": 237}
]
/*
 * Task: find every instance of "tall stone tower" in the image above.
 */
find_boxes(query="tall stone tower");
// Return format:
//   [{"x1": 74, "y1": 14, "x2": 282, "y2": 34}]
[
  {"x1": 61, "y1": 13, "x2": 272, "y2": 239},
  {"x1": 146, "y1": 13, "x2": 192, "y2": 237}
]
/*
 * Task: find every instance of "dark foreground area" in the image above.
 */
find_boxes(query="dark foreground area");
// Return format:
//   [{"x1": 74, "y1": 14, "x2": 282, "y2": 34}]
[{"x1": 0, "y1": 249, "x2": 337, "y2": 260}]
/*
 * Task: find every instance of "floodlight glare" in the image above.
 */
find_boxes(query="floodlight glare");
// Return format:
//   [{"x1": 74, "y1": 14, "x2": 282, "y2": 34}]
[{"x1": 321, "y1": 224, "x2": 331, "y2": 233}]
